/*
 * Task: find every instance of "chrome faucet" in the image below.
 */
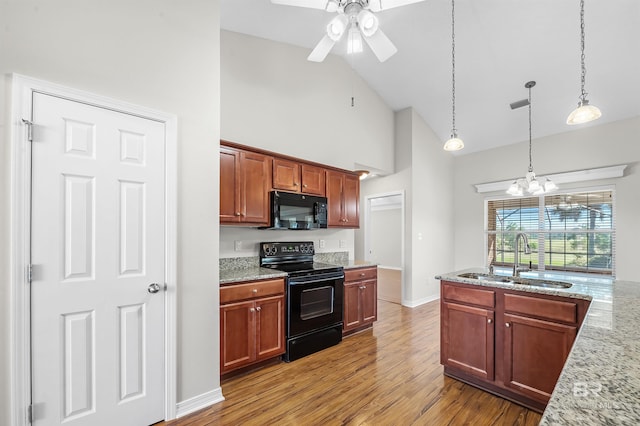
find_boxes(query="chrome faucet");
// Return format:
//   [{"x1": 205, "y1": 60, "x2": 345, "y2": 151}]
[{"x1": 513, "y1": 232, "x2": 532, "y2": 277}]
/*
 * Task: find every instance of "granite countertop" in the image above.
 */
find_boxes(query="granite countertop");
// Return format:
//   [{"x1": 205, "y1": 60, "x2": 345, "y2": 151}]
[
  {"x1": 219, "y1": 267, "x2": 287, "y2": 285},
  {"x1": 437, "y1": 268, "x2": 640, "y2": 425}
]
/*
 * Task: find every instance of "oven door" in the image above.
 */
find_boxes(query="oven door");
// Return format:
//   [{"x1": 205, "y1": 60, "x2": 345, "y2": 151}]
[{"x1": 287, "y1": 271, "x2": 344, "y2": 338}]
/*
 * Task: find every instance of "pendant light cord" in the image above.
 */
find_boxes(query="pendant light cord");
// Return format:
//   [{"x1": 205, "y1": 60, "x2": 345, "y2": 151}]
[
  {"x1": 528, "y1": 84, "x2": 533, "y2": 172},
  {"x1": 451, "y1": 0, "x2": 456, "y2": 135},
  {"x1": 579, "y1": 0, "x2": 587, "y2": 101}
]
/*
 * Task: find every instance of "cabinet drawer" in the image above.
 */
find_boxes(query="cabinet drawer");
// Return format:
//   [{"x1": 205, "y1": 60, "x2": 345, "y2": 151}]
[
  {"x1": 504, "y1": 293, "x2": 577, "y2": 324},
  {"x1": 442, "y1": 283, "x2": 495, "y2": 308},
  {"x1": 345, "y1": 267, "x2": 377, "y2": 282},
  {"x1": 221, "y1": 279, "x2": 284, "y2": 304}
]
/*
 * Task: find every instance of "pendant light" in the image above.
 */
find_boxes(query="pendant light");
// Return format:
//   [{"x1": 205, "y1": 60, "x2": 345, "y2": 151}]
[
  {"x1": 507, "y1": 81, "x2": 558, "y2": 196},
  {"x1": 443, "y1": 0, "x2": 464, "y2": 151},
  {"x1": 566, "y1": 0, "x2": 601, "y2": 125}
]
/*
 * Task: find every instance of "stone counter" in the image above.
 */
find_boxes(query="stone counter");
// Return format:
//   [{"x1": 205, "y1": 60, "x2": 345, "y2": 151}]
[{"x1": 436, "y1": 268, "x2": 640, "y2": 425}]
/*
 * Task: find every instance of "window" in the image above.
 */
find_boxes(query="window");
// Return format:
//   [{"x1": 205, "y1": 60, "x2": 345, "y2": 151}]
[{"x1": 486, "y1": 189, "x2": 614, "y2": 276}]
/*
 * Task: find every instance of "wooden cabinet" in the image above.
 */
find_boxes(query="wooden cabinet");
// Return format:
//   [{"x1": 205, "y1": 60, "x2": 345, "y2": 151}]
[
  {"x1": 220, "y1": 147, "x2": 271, "y2": 225},
  {"x1": 272, "y1": 158, "x2": 325, "y2": 196},
  {"x1": 343, "y1": 267, "x2": 377, "y2": 334},
  {"x1": 440, "y1": 280, "x2": 589, "y2": 412},
  {"x1": 441, "y1": 284, "x2": 495, "y2": 381},
  {"x1": 326, "y1": 170, "x2": 359, "y2": 227},
  {"x1": 503, "y1": 294, "x2": 578, "y2": 403},
  {"x1": 220, "y1": 278, "x2": 285, "y2": 374}
]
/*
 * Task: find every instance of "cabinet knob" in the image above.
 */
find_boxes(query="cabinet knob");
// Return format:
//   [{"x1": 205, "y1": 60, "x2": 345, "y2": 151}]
[
  {"x1": 360, "y1": 273, "x2": 366, "y2": 277},
  {"x1": 505, "y1": 323, "x2": 511, "y2": 328},
  {"x1": 293, "y1": 182, "x2": 298, "y2": 186},
  {"x1": 252, "y1": 289, "x2": 258, "y2": 293},
  {"x1": 487, "y1": 318, "x2": 493, "y2": 324},
  {"x1": 256, "y1": 306, "x2": 261, "y2": 312},
  {"x1": 235, "y1": 212, "x2": 241, "y2": 216},
  {"x1": 303, "y1": 184, "x2": 307, "y2": 188},
  {"x1": 250, "y1": 308, "x2": 255, "y2": 313}
]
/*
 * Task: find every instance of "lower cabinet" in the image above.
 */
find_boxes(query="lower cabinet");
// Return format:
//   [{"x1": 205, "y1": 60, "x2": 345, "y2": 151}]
[
  {"x1": 220, "y1": 278, "x2": 285, "y2": 374},
  {"x1": 440, "y1": 280, "x2": 589, "y2": 412},
  {"x1": 343, "y1": 266, "x2": 378, "y2": 334}
]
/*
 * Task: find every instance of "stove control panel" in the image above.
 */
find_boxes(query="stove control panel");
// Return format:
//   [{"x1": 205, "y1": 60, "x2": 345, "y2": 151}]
[{"x1": 260, "y1": 241, "x2": 315, "y2": 258}]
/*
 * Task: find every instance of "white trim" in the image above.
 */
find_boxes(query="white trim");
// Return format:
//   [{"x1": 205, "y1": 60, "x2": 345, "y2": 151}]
[
  {"x1": 474, "y1": 165, "x2": 627, "y2": 193},
  {"x1": 176, "y1": 388, "x2": 225, "y2": 419},
  {"x1": 363, "y1": 190, "x2": 405, "y2": 304},
  {"x1": 402, "y1": 294, "x2": 440, "y2": 308},
  {"x1": 9, "y1": 74, "x2": 179, "y2": 424}
]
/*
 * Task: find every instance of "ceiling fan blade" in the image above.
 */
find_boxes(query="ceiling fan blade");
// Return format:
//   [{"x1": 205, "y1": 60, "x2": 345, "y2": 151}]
[
  {"x1": 363, "y1": 29, "x2": 398, "y2": 62},
  {"x1": 368, "y1": 0, "x2": 427, "y2": 12},
  {"x1": 307, "y1": 34, "x2": 336, "y2": 62},
  {"x1": 271, "y1": 0, "x2": 336, "y2": 11}
]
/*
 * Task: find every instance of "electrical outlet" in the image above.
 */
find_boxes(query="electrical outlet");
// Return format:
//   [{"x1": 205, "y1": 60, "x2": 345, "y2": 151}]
[
  {"x1": 234, "y1": 240, "x2": 242, "y2": 251},
  {"x1": 339, "y1": 240, "x2": 346, "y2": 248},
  {"x1": 319, "y1": 239, "x2": 326, "y2": 249}
]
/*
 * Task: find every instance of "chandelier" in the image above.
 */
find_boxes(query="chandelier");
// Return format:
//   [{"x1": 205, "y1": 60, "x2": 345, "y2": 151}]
[{"x1": 507, "y1": 81, "x2": 557, "y2": 196}]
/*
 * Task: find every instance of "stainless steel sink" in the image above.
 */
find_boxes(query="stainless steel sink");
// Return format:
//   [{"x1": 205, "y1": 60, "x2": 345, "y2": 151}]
[{"x1": 456, "y1": 272, "x2": 572, "y2": 289}]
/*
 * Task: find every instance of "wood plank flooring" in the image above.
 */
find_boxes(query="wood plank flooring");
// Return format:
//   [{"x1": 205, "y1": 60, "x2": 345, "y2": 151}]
[{"x1": 161, "y1": 300, "x2": 541, "y2": 426}]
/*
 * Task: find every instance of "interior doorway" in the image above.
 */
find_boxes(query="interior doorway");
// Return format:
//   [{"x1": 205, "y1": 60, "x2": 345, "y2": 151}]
[{"x1": 363, "y1": 192, "x2": 404, "y2": 305}]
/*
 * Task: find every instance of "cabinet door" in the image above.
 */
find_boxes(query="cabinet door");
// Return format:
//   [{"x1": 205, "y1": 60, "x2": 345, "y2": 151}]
[
  {"x1": 503, "y1": 313, "x2": 576, "y2": 403},
  {"x1": 441, "y1": 301, "x2": 495, "y2": 381},
  {"x1": 220, "y1": 300, "x2": 255, "y2": 373},
  {"x1": 342, "y1": 173, "x2": 360, "y2": 227},
  {"x1": 326, "y1": 170, "x2": 345, "y2": 227},
  {"x1": 301, "y1": 164, "x2": 326, "y2": 196},
  {"x1": 220, "y1": 147, "x2": 241, "y2": 223},
  {"x1": 360, "y1": 280, "x2": 377, "y2": 324},
  {"x1": 255, "y1": 295, "x2": 286, "y2": 361},
  {"x1": 240, "y1": 151, "x2": 271, "y2": 225},
  {"x1": 343, "y1": 282, "x2": 362, "y2": 331},
  {"x1": 272, "y1": 158, "x2": 300, "y2": 192}
]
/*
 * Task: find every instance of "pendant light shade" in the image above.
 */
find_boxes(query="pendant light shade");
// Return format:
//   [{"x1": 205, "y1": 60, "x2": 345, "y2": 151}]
[
  {"x1": 507, "y1": 81, "x2": 557, "y2": 196},
  {"x1": 567, "y1": 0, "x2": 601, "y2": 125},
  {"x1": 443, "y1": 0, "x2": 464, "y2": 151}
]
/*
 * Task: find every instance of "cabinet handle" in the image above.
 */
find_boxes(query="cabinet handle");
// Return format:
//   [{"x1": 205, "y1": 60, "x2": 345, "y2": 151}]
[
  {"x1": 250, "y1": 308, "x2": 255, "y2": 313},
  {"x1": 252, "y1": 289, "x2": 258, "y2": 293},
  {"x1": 256, "y1": 306, "x2": 261, "y2": 312},
  {"x1": 505, "y1": 323, "x2": 511, "y2": 328},
  {"x1": 487, "y1": 318, "x2": 493, "y2": 324}
]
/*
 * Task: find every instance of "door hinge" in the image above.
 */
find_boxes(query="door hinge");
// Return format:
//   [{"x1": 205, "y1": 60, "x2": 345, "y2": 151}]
[
  {"x1": 27, "y1": 404, "x2": 33, "y2": 423},
  {"x1": 22, "y1": 119, "x2": 33, "y2": 142},
  {"x1": 27, "y1": 264, "x2": 33, "y2": 284}
]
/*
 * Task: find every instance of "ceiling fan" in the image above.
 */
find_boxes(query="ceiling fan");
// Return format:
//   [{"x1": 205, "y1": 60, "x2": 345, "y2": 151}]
[{"x1": 271, "y1": 0, "x2": 427, "y2": 62}]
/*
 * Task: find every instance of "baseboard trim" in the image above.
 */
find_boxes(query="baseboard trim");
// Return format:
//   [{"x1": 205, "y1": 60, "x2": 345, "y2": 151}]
[
  {"x1": 176, "y1": 388, "x2": 225, "y2": 419},
  {"x1": 402, "y1": 294, "x2": 440, "y2": 308}
]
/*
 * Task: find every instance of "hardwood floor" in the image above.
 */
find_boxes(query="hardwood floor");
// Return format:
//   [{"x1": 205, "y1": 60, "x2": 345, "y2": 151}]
[{"x1": 162, "y1": 300, "x2": 541, "y2": 426}]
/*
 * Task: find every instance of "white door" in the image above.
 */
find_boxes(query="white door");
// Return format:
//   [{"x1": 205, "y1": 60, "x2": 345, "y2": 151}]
[{"x1": 30, "y1": 92, "x2": 166, "y2": 425}]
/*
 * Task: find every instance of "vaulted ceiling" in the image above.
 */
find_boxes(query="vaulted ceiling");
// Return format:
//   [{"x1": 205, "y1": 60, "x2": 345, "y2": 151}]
[{"x1": 221, "y1": 0, "x2": 640, "y2": 155}]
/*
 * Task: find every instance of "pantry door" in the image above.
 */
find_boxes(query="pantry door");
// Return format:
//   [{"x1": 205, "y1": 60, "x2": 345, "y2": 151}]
[{"x1": 30, "y1": 92, "x2": 166, "y2": 425}]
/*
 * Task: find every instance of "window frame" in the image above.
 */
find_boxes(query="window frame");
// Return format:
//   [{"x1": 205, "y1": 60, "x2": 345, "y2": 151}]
[{"x1": 484, "y1": 185, "x2": 616, "y2": 277}]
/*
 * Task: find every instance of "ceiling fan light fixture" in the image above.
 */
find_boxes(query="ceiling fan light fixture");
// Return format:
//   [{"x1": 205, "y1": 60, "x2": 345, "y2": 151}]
[
  {"x1": 326, "y1": 14, "x2": 348, "y2": 41},
  {"x1": 566, "y1": 99, "x2": 602, "y2": 125},
  {"x1": 357, "y1": 10, "x2": 379, "y2": 37},
  {"x1": 347, "y1": 25, "x2": 363, "y2": 54}
]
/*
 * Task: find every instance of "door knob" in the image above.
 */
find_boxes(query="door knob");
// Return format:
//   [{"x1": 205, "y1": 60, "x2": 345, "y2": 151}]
[{"x1": 148, "y1": 283, "x2": 161, "y2": 294}]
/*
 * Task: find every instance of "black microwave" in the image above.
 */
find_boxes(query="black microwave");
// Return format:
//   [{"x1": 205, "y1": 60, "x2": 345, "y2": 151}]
[{"x1": 263, "y1": 191, "x2": 328, "y2": 230}]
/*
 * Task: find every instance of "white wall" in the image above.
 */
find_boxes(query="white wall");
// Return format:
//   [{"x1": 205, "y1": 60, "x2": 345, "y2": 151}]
[
  {"x1": 0, "y1": 1, "x2": 221, "y2": 421},
  {"x1": 453, "y1": 116, "x2": 640, "y2": 281},
  {"x1": 220, "y1": 30, "x2": 396, "y2": 259},
  {"x1": 358, "y1": 108, "x2": 454, "y2": 306},
  {"x1": 221, "y1": 30, "x2": 394, "y2": 174}
]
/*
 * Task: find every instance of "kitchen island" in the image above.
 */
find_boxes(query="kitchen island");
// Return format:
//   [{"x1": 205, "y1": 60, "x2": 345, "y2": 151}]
[{"x1": 436, "y1": 268, "x2": 640, "y2": 425}]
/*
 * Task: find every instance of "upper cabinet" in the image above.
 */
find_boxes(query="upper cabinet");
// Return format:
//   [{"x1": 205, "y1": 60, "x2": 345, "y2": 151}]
[
  {"x1": 220, "y1": 146, "x2": 271, "y2": 226},
  {"x1": 272, "y1": 158, "x2": 326, "y2": 196},
  {"x1": 326, "y1": 170, "x2": 359, "y2": 228}
]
